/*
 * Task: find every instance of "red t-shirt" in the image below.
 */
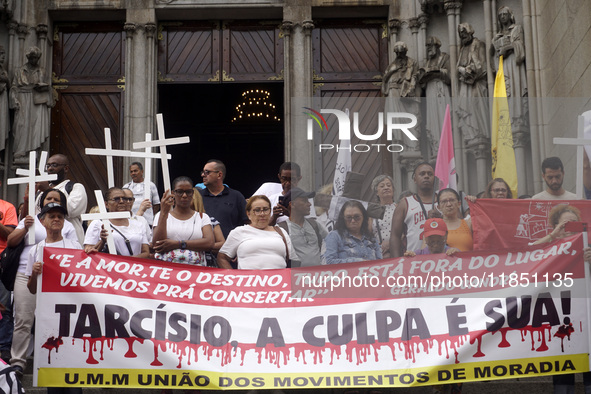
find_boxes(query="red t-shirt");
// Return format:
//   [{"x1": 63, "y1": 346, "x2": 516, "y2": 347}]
[{"x1": 0, "y1": 200, "x2": 18, "y2": 254}]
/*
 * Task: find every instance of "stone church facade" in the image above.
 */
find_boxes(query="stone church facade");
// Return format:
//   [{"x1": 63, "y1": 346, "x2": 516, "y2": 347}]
[{"x1": 0, "y1": 0, "x2": 589, "y2": 203}]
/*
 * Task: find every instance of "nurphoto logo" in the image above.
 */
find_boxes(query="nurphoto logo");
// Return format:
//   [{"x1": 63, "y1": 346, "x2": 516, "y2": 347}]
[{"x1": 303, "y1": 108, "x2": 418, "y2": 153}]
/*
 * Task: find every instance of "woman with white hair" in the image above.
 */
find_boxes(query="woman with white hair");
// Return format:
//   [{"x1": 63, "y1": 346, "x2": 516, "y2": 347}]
[{"x1": 370, "y1": 175, "x2": 396, "y2": 258}]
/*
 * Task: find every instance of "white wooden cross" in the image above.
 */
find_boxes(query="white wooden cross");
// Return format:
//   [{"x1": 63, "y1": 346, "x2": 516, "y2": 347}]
[
  {"x1": 85, "y1": 128, "x2": 172, "y2": 188},
  {"x1": 553, "y1": 111, "x2": 591, "y2": 199},
  {"x1": 133, "y1": 114, "x2": 190, "y2": 192},
  {"x1": 7, "y1": 151, "x2": 57, "y2": 244},
  {"x1": 80, "y1": 190, "x2": 130, "y2": 255},
  {"x1": 141, "y1": 133, "x2": 153, "y2": 201}
]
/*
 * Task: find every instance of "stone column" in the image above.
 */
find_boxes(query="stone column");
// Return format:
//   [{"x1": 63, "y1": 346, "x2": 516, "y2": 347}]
[
  {"x1": 466, "y1": 137, "x2": 490, "y2": 193},
  {"x1": 387, "y1": 17, "x2": 402, "y2": 195},
  {"x1": 35, "y1": 24, "x2": 48, "y2": 52},
  {"x1": 387, "y1": 19, "x2": 401, "y2": 63},
  {"x1": 17, "y1": 23, "x2": 27, "y2": 62},
  {"x1": 521, "y1": 0, "x2": 543, "y2": 193},
  {"x1": 280, "y1": 20, "x2": 294, "y2": 164},
  {"x1": 283, "y1": 5, "x2": 313, "y2": 191},
  {"x1": 444, "y1": 0, "x2": 467, "y2": 191},
  {"x1": 483, "y1": 0, "x2": 495, "y2": 95},
  {"x1": 145, "y1": 22, "x2": 157, "y2": 136},
  {"x1": 7, "y1": 21, "x2": 17, "y2": 76},
  {"x1": 123, "y1": 22, "x2": 137, "y2": 158},
  {"x1": 408, "y1": 17, "x2": 420, "y2": 62},
  {"x1": 122, "y1": 18, "x2": 158, "y2": 174},
  {"x1": 417, "y1": 14, "x2": 429, "y2": 65},
  {"x1": 513, "y1": 131, "x2": 530, "y2": 196}
]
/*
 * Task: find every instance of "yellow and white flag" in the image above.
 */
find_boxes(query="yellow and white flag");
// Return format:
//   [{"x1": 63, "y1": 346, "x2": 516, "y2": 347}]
[{"x1": 491, "y1": 56, "x2": 518, "y2": 197}]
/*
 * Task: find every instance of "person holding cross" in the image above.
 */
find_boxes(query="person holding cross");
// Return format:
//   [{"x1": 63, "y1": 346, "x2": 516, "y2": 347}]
[
  {"x1": 43, "y1": 154, "x2": 88, "y2": 244},
  {"x1": 84, "y1": 187, "x2": 150, "y2": 258},
  {"x1": 7, "y1": 188, "x2": 78, "y2": 378},
  {"x1": 153, "y1": 177, "x2": 215, "y2": 265},
  {"x1": 122, "y1": 161, "x2": 160, "y2": 226}
]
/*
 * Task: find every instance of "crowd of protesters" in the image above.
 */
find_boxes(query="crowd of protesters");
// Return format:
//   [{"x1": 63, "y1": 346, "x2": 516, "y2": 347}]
[{"x1": 0, "y1": 152, "x2": 590, "y2": 394}]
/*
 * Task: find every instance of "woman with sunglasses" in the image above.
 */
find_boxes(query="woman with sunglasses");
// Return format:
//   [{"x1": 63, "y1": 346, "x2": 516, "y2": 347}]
[
  {"x1": 324, "y1": 200, "x2": 382, "y2": 265},
  {"x1": 152, "y1": 177, "x2": 214, "y2": 265},
  {"x1": 84, "y1": 187, "x2": 150, "y2": 258}
]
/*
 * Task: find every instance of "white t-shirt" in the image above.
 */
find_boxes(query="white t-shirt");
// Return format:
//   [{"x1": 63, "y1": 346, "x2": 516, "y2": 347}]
[
  {"x1": 132, "y1": 215, "x2": 152, "y2": 240},
  {"x1": 153, "y1": 211, "x2": 212, "y2": 241},
  {"x1": 15, "y1": 216, "x2": 78, "y2": 274},
  {"x1": 84, "y1": 219, "x2": 149, "y2": 256},
  {"x1": 26, "y1": 238, "x2": 82, "y2": 276},
  {"x1": 219, "y1": 225, "x2": 296, "y2": 270},
  {"x1": 531, "y1": 190, "x2": 579, "y2": 200},
  {"x1": 122, "y1": 181, "x2": 161, "y2": 226}
]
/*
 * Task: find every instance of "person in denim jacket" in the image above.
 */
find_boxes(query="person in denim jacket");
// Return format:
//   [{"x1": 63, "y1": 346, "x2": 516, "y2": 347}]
[{"x1": 324, "y1": 200, "x2": 382, "y2": 264}]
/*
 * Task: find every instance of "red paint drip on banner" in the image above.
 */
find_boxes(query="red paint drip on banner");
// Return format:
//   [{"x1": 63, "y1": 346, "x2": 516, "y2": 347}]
[
  {"x1": 47, "y1": 322, "x2": 576, "y2": 367},
  {"x1": 42, "y1": 336, "x2": 63, "y2": 363},
  {"x1": 554, "y1": 323, "x2": 575, "y2": 352}
]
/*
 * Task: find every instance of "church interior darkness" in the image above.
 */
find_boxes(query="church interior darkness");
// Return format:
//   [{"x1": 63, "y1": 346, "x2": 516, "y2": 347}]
[{"x1": 157, "y1": 83, "x2": 284, "y2": 197}]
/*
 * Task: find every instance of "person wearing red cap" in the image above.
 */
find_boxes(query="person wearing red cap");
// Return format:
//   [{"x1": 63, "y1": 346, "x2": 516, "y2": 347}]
[{"x1": 403, "y1": 218, "x2": 459, "y2": 257}]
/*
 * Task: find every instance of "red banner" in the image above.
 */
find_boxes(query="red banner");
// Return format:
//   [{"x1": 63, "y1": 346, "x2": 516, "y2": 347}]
[{"x1": 469, "y1": 199, "x2": 591, "y2": 250}]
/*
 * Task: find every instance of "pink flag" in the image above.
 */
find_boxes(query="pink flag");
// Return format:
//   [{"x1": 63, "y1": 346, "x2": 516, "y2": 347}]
[{"x1": 435, "y1": 104, "x2": 457, "y2": 191}]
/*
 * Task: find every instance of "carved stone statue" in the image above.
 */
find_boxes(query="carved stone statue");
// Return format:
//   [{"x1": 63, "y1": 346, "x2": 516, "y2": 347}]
[
  {"x1": 456, "y1": 23, "x2": 489, "y2": 142},
  {"x1": 0, "y1": 46, "x2": 9, "y2": 152},
  {"x1": 418, "y1": 36, "x2": 451, "y2": 158},
  {"x1": 382, "y1": 41, "x2": 420, "y2": 150},
  {"x1": 492, "y1": 6, "x2": 528, "y2": 128},
  {"x1": 10, "y1": 46, "x2": 53, "y2": 159}
]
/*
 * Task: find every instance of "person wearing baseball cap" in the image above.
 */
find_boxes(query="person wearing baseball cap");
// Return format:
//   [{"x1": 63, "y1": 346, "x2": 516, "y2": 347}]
[
  {"x1": 403, "y1": 218, "x2": 459, "y2": 257},
  {"x1": 27, "y1": 202, "x2": 82, "y2": 294}
]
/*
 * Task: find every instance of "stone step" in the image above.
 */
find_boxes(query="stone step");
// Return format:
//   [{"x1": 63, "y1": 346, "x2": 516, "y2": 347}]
[{"x1": 19, "y1": 377, "x2": 586, "y2": 394}]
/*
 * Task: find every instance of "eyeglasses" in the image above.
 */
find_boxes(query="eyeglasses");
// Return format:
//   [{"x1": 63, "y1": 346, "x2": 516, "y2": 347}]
[
  {"x1": 45, "y1": 163, "x2": 65, "y2": 169},
  {"x1": 201, "y1": 170, "x2": 220, "y2": 176},
  {"x1": 492, "y1": 188, "x2": 508, "y2": 193},
  {"x1": 251, "y1": 207, "x2": 271, "y2": 215},
  {"x1": 109, "y1": 197, "x2": 134, "y2": 203},
  {"x1": 345, "y1": 215, "x2": 363, "y2": 222},
  {"x1": 439, "y1": 199, "x2": 458, "y2": 205},
  {"x1": 280, "y1": 176, "x2": 292, "y2": 182},
  {"x1": 174, "y1": 189, "x2": 195, "y2": 197}
]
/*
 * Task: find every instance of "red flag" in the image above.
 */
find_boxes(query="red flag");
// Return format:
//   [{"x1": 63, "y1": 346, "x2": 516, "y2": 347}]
[
  {"x1": 470, "y1": 199, "x2": 591, "y2": 250},
  {"x1": 434, "y1": 104, "x2": 456, "y2": 191}
]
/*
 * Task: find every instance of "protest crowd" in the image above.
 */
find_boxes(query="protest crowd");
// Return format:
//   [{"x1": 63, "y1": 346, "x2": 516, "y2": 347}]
[{"x1": 0, "y1": 149, "x2": 589, "y2": 394}]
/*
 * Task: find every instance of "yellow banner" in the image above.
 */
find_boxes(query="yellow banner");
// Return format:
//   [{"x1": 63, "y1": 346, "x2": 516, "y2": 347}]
[
  {"x1": 38, "y1": 354, "x2": 588, "y2": 389},
  {"x1": 491, "y1": 55, "x2": 518, "y2": 197}
]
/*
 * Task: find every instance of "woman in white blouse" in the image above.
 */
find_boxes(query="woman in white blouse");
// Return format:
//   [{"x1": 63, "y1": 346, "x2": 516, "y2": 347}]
[
  {"x1": 218, "y1": 195, "x2": 295, "y2": 270},
  {"x1": 84, "y1": 187, "x2": 150, "y2": 258},
  {"x1": 152, "y1": 176, "x2": 214, "y2": 265}
]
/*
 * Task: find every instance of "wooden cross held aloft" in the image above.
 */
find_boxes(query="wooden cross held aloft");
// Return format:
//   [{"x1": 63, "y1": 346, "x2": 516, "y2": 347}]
[
  {"x1": 85, "y1": 128, "x2": 172, "y2": 189},
  {"x1": 7, "y1": 151, "x2": 57, "y2": 244},
  {"x1": 133, "y1": 114, "x2": 190, "y2": 193},
  {"x1": 80, "y1": 190, "x2": 131, "y2": 255},
  {"x1": 553, "y1": 112, "x2": 591, "y2": 199}
]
